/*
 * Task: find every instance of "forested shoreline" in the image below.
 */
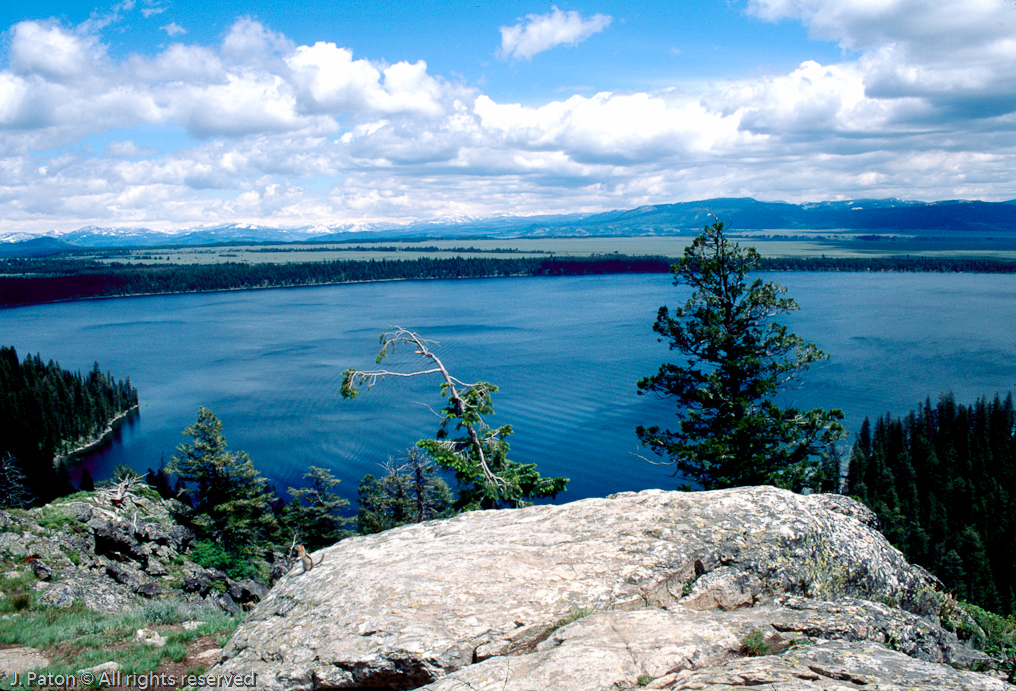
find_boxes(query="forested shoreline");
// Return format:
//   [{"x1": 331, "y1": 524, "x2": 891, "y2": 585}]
[
  {"x1": 0, "y1": 346, "x2": 139, "y2": 504},
  {"x1": 846, "y1": 393, "x2": 1016, "y2": 616},
  {"x1": 3, "y1": 253, "x2": 1016, "y2": 307}
]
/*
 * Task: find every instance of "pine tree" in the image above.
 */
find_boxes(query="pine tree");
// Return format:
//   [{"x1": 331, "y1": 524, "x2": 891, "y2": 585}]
[
  {"x1": 285, "y1": 466, "x2": 354, "y2": 549},
  {"x1": 356, "y1": 449, "x2": 453, "y2": 534},
  {"x1": 0, "y1": 451, "x2": 33, "y2": 508},
  {"x1": 342, "y1": 328, "x2": 568, "y2": 510},
  {"x1": 80, "y1": 468, "x2": 95, "y2": 492},
  {"x1": 637, "y1": 222, "x2": 846, "y2": 490},
  {"x1": 168, "y1": 407, "x2": 280, "y2": 554}
]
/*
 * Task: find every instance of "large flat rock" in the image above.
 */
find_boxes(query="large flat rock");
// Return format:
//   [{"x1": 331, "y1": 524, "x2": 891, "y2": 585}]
[
  {"x1": 210, "y1": 486, "x2": 995, "y2": 690},
  {"x1": 419, "y1": 603, "x2": 998, "y2": 691}
]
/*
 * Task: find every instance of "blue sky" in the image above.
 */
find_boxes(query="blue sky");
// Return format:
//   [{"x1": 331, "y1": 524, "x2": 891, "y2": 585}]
[{"x1": 1, "y1": 0, "x2": 1015, "y2": 235}]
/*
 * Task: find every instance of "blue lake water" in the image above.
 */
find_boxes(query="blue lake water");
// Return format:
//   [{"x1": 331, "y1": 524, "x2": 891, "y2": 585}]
[{"x1": 2, "y1": 273, "x2": 1014, "y2": 505}]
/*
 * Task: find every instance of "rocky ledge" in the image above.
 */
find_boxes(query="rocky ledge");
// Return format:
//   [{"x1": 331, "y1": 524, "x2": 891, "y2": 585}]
[
  {"x1": 211, "y1": 486, "x2": 1012, "y2": 691},
  {"x1": 0, "y1": 490, "x2": 276, "y2": 615}
]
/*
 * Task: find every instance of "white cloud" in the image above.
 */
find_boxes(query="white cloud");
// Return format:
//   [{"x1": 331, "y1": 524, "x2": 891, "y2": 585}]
[
  {"x1": 745, "y1": 0, "x2": 1016, "y2": 120},
  {"x1": 286, "y1": 42, "x2": 448, "y2": 117},
  {"x1": 499, "y1": 7, "x2": 612, "y2": 60},
  {"x1": 221, "y1": 17, "x2": 293, "y2": 63},
  {"x1": 105, "y1": 140, "x2": 158, "y2": 157},
  {"x1": 160, "y1": 22, "x2": 186, "y2": 36},
  {"x1": 8, "y1": 21, "x2": 104, "y2": 81},
  {"x1": 3, "y1": 3, "x2": 1016, "y2": 234}
]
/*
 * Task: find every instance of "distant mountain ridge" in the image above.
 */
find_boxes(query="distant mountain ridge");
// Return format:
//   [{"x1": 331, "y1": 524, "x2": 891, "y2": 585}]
[{"x1": 3, "y1": 197, "x2": 1016, "y2": 251}]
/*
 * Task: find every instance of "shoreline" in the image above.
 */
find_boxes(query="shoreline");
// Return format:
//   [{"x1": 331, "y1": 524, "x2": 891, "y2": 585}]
[
  {"x1": 5, "y1": 254, "x2": 1016, "y2": 310},
  {"x1": 54, "y1": 404, "x2": 140, "y2": 465}
]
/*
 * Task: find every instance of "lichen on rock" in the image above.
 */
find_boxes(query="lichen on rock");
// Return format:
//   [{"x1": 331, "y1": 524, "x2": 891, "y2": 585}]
[{"x1": 210, "y1": 486, "x2": 1013, "y2": 690}]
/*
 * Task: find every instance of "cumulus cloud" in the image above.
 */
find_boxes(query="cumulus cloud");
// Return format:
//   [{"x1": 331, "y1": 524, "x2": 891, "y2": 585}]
[
  {"x1": 8, "y1": 21, "x2": 106, "y2": 81},
  {"x1": 498, "y1": 7, "x2": 612, "y2": 60},
  {"x1": 3, "y1": 2, "x2": 1016, "y2": 234},
  {"x1": 745, "y1": 0, "x2": 1016, "y2": 122}
]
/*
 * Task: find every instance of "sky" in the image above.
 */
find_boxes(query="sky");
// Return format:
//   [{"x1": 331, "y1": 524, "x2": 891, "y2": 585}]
[{"x1": 1, "y1": 0, "x2": 1015, "y2": 235}]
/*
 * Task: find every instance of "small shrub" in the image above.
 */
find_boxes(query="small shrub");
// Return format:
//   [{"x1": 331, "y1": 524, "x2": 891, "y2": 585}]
[
  {"x1": 188, "y1": 541, "x2": 257, "y2": 581},
  {"x1": 636, "y1": 674, "x2": 653, "y2": 685},
  {"x1": 682, "y1": 577, "x2": 696, "y2": 597},
  {"x1": 740, "y1": 628, "x2": 771, "y2": 657},
  {"x1": 142, "y1": 601, "x2": 182, "y2": 625}
]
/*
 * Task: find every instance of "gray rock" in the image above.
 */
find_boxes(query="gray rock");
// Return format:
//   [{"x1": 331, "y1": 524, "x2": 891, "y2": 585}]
[
  {"x1": 134, "y1": 628, "x2": 167, "y2": 647},
  {"x1": 94, "y1": 524, "x2": 148, "y2": 567},
  {"x1": 0, "y1": 533, "x2": 28, "y2": 557},
  {"x1": 0, "y1": 647, "x2": 50, "y2": 675},
  {"x1": 228, "y1": 578, "x2": 269, "y2": 605},
  {"x1": 212, "y1": 487, "x2": 990, "y2": 690},
  {"x1": 0, "y1": 510, "x2": 22, "y2": 530},
  {"x1": 142, "y1": 556, "x2": 169, "y2": 577},
  {"x1": 136, "y1": 582, "x2": 165, "y2": 599},
  {"x1": 183, "y1": 576, "x2": 213, "y2": 596},
  {"x1": 59, "y1": 502, "x2": 94, "y2": 523},
  {"x1": 808, "y1": 492, "x2": 881, "y2": 530},
  {"x1": 106, "y1": 562, "x2": 149, "y2": 591},
  {"x1": 29, "y1": 558, "x2": 52, "y2": 581},
  {"x1": 662, "y1": 639, "x2": 1007, "y2": 691},
  {"x1": 214, "y1": 593, "x2": 242, "y2": 616},
  {"x1": 421, "y1": 599, "x2": 995, "y2": 691},
  {"x1": 78, "y1": 661, "x2": 120, "y2": 676},
  {"x1": 133, "y1": 519, "x2": 194, "y2": 552},
  {"x1": 35, "y1": 568, "x2": 142, "y2": 613}
]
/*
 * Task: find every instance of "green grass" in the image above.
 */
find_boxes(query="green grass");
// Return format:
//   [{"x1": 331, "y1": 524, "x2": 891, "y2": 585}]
[
  {"x1": 0, "y1": 566, "x2": 39, "y2": 612},
  {"x1": 0, "y1": 600, "x2": 242, "y2": 676},
  {"x1": 545, "y1": 606, "x2": 594, "y2": 635},
  {"x1": 32, "y1": 507, "x2": 80, "y2": 533}
]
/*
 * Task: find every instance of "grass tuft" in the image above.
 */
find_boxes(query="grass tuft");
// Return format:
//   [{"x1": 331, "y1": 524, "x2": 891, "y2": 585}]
[{"x1": 740, "y1": 628, "x2": 771, "y2": 657}]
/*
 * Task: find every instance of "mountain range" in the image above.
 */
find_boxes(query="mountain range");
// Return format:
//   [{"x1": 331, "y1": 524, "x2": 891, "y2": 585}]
[{"x1": 3, "y1": 197, "x2": 1016, "y2": 253}]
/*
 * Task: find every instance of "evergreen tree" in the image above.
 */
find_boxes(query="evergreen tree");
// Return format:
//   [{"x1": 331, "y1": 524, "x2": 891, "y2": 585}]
[
  {"x1": 342, "y1": 328, "x2": 568, "y2": 510},
  {"x1": 285, "y1": 466, "x2": 354, "y2": 549},
  {"x1": 637, "y1": 222, "x2": 846, "y2": 490},
  {"x1": 846, "y1": 392, "x2": 1016, "y2": 614},
  {"x1": 0, "y1": 345, "x2": 138, "y2": 503},
  {"x1": 79, "y1": 468, "x2": 95, "y2": 492},
  {"x1": 0, "y1": 451, "x2": 33, "y2": 508},
  {"x1": 168, "y1": 407, "x2": 280, "y2": 554},
  {"x1": 145, "y1": 460, "x2": 174, "y2": 499},
  {"x1": 356, "y1": 449, "x2": 453, "y2": 534}
]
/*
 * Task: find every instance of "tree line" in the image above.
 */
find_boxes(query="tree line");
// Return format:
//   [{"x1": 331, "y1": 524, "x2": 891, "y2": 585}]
[
  {"x1": 0, "y1": 346, "x2": 138, "y2": 504},
  {"x1": 846, "y1": 393, "x2": 1016, "y2": 615},
  {"x1": 4, "y1": 253, "x2": 1016, "y2": 307}
]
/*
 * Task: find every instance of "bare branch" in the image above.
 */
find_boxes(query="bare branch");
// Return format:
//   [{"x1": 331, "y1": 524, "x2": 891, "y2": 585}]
[{"x1": 343, "y1": 327, "x2": 506, "y2": 492}]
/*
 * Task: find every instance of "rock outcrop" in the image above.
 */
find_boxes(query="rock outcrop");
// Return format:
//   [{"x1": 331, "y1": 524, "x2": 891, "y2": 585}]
[
  {"x1": 0, "y1": 490, "x2": 276, "y2": 614},
  {"x1": 212, "y1": 486, "x2": 1012, "y2": 690}
]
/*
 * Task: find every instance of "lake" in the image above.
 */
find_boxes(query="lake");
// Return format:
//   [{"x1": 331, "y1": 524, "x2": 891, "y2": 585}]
[{"x1": 2, "y1": 272, "x2": 1014, "y2": 505}]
